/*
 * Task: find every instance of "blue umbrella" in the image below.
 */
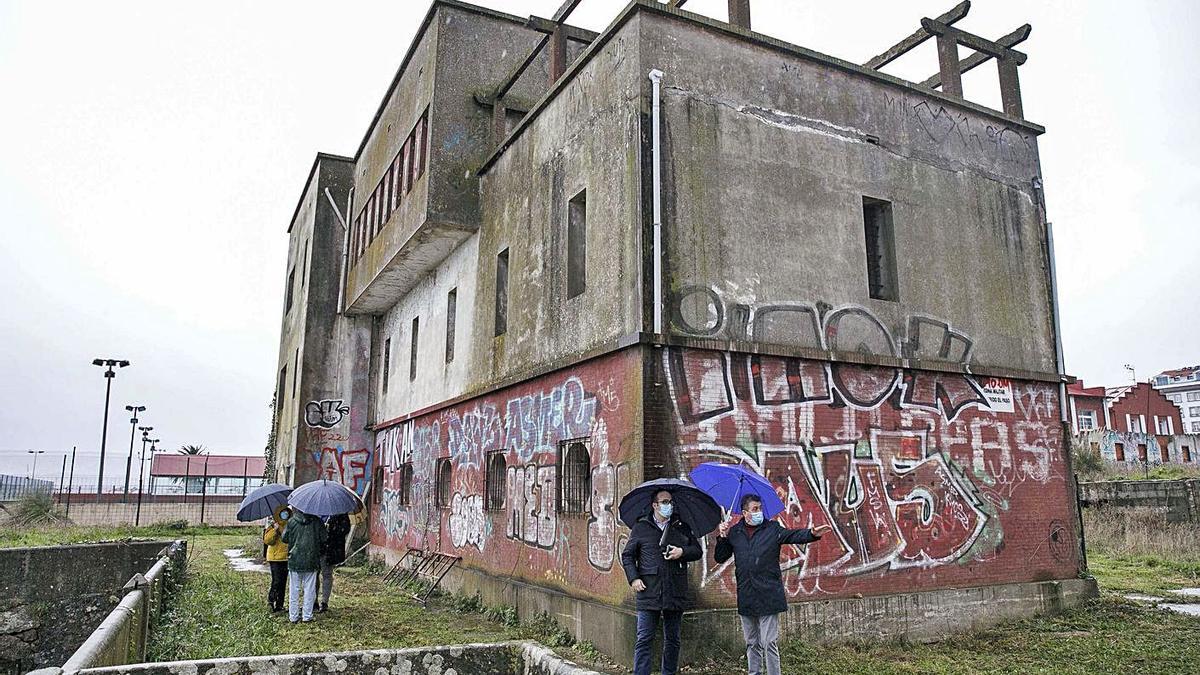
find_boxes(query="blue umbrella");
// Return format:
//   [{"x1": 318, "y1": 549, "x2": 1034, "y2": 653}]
[
  {"x1": 287, "y1": 479, "x2": 364, "y2": 517},
  {"x1": 617, "y1": 477, "x2": 722, "y2": 536},
  {"x1": 236, "y1": 483, "x2": 293, "y2": 522},
  {"x1": 689, "y1": 462, "x2": 786, "y2": 519}
]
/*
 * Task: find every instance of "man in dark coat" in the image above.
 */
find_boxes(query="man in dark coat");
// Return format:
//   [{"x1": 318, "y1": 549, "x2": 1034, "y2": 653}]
[
  {"x1": 715, "y1": 493, "x2": 829, "y2": 675},
  {"x1": 621, "y1": 489, "x2": 702, "y2": 675},
  {"x1": 314, "y1": 513, "x2": 351, "y2": 613}
]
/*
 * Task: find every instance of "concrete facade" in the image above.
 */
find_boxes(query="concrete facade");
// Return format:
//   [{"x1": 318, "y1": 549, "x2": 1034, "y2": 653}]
[{"x1": 273, "y1": 0, "x2": 1088, "y2": 661}]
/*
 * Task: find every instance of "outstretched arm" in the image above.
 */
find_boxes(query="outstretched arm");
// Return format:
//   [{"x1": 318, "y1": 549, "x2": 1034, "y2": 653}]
[{"x1": 779, "y1": 523, "x2": 830, "y2": 545}]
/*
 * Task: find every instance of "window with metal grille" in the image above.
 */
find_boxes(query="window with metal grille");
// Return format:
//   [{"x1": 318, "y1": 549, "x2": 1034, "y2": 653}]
[
  {"x1": 398, "y1": 463, "x2": 413, "y2": 505},
  {"x1": 485, "y1": 451, "x2": 507, "y2": 511},
  {"x1": 435, "y1": 458, "x2": 452, "y2": 508},
  {"x1": 862, "y1": 197, "x2": 898, "y2": 301},
  {"x1": 558, "y1": 440, "x2": 591, "y2": 514}
]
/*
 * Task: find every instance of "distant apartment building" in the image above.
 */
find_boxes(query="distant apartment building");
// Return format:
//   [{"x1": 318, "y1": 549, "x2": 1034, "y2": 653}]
[
  {"x1": 1153, "y1": 365, "x2": 1200, "y2": 434},
  {"x1": 270, "y1": 0, "x2": 1093, "y2": 660}
]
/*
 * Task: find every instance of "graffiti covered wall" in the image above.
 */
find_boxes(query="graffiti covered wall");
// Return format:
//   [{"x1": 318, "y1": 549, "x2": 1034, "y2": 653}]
[
  {"x1": 301, "y1": 397, "x2": 372, "y2": 495},
  {"x1": 661, "y1": 345, "x2": 1081, "y2": 605},
  {"x1": 370, "y1": 349, "x2": 640, "y2": 603},
  {"x1": 1076, "y1": 428, "x2": 1200, "y2": 466}
]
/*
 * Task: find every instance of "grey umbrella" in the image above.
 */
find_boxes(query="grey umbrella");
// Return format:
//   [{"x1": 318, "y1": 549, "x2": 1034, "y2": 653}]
[
  {"x1": 287, "y1": 479, "x2": 364, "y2": 517},
  {"x1": 236, "y1": 483, "x2": 293, "y2": 522}
]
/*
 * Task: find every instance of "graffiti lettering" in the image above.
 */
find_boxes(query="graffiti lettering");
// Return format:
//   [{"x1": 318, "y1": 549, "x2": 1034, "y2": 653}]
[{"x1": 305, "y1": 399, "x2": 350, "y2": 429}]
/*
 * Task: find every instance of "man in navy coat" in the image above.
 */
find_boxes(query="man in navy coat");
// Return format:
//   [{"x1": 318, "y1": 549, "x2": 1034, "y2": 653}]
[{"x1": 715, "y1": 493, "x2": 830, "y2": 675}]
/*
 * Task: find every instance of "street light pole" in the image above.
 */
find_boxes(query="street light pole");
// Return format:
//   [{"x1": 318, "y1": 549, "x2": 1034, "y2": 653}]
[
  {"x1": 135, "y1": 433, "x2": 159, "y2": 528},
  {"x1": 27, "y1": 450, "x2": 45, "y2": 492},
  {"x1": 92, "y1": 358, "x2": 130, "y2": 501},
  {"x1": 123, "y1": 404, "x2": 146, "y2": 502}
]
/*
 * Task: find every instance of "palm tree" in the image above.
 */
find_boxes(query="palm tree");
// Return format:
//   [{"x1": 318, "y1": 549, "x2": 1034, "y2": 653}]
[{"x1": 178, "y1": 444, "x2": 208, "y2": 455}]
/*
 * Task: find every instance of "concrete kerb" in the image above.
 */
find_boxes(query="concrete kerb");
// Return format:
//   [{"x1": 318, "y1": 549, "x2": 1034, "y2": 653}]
[{"x1": 60, "y1": 641, "x2": 605, "y2": 675}]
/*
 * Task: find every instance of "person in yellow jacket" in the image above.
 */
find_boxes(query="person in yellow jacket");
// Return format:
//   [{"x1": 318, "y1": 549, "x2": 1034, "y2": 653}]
[{"x1": 263, "y1": 518, "x2": 289, "y2": 613}]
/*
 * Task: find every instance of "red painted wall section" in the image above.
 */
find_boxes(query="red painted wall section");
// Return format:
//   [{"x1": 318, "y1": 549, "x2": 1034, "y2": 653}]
[
  {"x1": 369, "y1": 349, "x2": 642, "y2": 604},
  {"x1": 1109, "y1": 383, "x2": 1183, "y2": 434},
  {"x1": 660, "y1": 347, "x2": 1081, "y2": 606}
]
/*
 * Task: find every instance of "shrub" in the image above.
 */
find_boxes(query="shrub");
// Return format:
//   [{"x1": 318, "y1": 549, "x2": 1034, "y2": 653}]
[{"x1": 12, "y1": 493, "x2": 65, "y2": 526}]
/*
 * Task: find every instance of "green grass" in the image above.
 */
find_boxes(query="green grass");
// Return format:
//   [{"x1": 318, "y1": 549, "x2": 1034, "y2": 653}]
[
  {"x1": 1087, "y1": 553, "x2": 1200, "y2": 596},
  {"x1": 148, "y1": 534, "x2": 618, "y2": 669},
  {"x1": 0, "y1": 523, "x2": 253, "y2": 548}
]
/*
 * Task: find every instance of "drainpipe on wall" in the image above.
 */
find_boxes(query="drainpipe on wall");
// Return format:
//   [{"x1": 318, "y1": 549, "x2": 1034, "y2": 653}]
[
  {"x1": 648, "y1": 69, "x2": 664, "y2": 337},
  {"x1": 1044, "y1": 219, "x2": 1068, "y2": 424},
  {"x1": 330, "y1": 186, "x2": 355, "y2": 315}
]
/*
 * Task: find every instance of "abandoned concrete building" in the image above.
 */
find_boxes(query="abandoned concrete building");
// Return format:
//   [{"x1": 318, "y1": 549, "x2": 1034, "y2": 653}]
[{"x1": 272, "y1": 0, "x2": 1094, "y2": 661}]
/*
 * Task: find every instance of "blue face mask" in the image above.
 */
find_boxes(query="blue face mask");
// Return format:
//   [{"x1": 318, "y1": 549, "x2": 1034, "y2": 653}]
[
  {"x1": 746, "y1": 511, "x2": 764, "y2": 526},
  {"x1": 657, "y1": 502, "x2": 673, "y2": 518}
]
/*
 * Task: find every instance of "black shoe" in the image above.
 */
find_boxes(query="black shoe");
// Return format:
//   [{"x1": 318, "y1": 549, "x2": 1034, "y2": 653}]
[{"x1": 316, "y1": 603, "x2": 327, "y2": 613}]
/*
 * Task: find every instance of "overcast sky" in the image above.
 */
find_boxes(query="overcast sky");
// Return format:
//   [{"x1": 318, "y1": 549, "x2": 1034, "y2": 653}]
[{"x1": 1, "y1": 0, "x2": 1196, "y2": 486}]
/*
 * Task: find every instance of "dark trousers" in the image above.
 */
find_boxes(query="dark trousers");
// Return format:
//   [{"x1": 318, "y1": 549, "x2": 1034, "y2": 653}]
[
  {"x1": 268, "y1": 561, "x2": 287, "y2": 610},
  {"x1": 634, "y1": 609, "x2": 683, "y2": 675}
]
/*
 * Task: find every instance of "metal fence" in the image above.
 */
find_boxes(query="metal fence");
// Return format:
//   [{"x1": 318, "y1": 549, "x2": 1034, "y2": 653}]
[
  {"x1": 0, "y1": 474, "x2": 53, "y2": 501},
  {"x1": 41, "y1": 484, "x2": 259, "y2": 527}
]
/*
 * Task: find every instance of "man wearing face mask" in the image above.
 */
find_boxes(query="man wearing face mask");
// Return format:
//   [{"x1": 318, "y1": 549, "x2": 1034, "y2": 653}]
[
  {"x1": 620, "y1": 489, "x2": 702, "y2": 675},
  {"x1": 715, "y1": 493, "x2": 831, "y2": 675}
]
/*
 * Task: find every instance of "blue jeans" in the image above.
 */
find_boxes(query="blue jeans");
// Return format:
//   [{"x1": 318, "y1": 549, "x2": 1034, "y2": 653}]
[{"x1": 634, "y1": 609, "x2": 683, "y2": 675}]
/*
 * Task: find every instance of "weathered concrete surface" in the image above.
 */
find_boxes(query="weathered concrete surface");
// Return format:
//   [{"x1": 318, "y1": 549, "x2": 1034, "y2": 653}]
[
  {"x1": 0, "y1": 540, "x2": 182, "y2": 674},
  {"x1": 69, "y1": 641, "x2": 603, "y2": 675},
  {"x1": 388, "y1": 552, "x2": 1094, "y2": 665},
  {"x1": 58, "y1": 540, "x2": 186, "y2": 672},
  {"x1": 643, "y1": 7, "x2": 1055, "y2": 377},
  {"x1": 53, "y1": 500, "x2": 243, "y2": 527},
  {"x1": 1079, "y1": 478, "x2": 1200, "y2": 523}
]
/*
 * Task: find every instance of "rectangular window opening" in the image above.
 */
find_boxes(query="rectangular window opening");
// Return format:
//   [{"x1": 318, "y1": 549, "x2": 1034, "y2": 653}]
[
  {"x1": 410, "y1": 316, "x2": 419, "y2": 381},
  {"x1": 557, "y1": 439, "x2": 591, "y2": 514},
  {"x1": 1114, "y1": 442, "x2": 1125, "y2": 462},
  {"x1": 446, "y1": 288, "x2": 457, "y2": 363},
  {"x1": 285, "y1": 267, "x2": 296, "y2": 313},
  {"x1": 495, "y1": 248, "x2": 509, "y2": 336},
  {"x1": 435, "y1": 458, "x2": 452, "y2": 508},
  {"x1": 382, "y1": 338, "x2": 391, "y2": 394},
  {"x1": 862, "y1": 197, "x2": 898, "y2": 301},
  {"x1": 291, "y1": 349, "x2": 299, "y2": 399},
  {"x1": 485, "y1": 451, "x2": 507, "y2": 511},
  {"x1": 300, "y1": 240, "x2": 308, "y2": 287},
  {"x1": 567, "y1": 189, "x2": 587, "y2": 299}
]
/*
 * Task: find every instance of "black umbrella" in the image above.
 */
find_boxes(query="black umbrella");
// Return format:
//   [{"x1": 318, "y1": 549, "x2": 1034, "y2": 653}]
[{"x1": 618, "y1": 477, "x2": 722, "y2": 537}]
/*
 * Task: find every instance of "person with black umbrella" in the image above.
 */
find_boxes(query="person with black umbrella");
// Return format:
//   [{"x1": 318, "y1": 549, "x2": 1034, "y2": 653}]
[{"x1": 620, "y1": 487, "x2": 704, "y2": 675}]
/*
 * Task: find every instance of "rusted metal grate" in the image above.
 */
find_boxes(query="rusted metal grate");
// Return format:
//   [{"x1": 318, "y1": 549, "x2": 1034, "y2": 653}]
[
  {"x1": 559, "y1": 440, "x2": 590, "y2": 513},
  {"x1": 383, "y1": 548, "x2": 461, "y2": 606}
]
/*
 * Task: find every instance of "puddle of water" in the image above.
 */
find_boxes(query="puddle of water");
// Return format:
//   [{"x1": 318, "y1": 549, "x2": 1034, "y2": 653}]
[
  {"x1": 223, "y1": 548, "x2": 268, "y2": 573},
  {"x1": 1170, "y1": 588, "x2": 1200, "y2": 599},
  {"x1": 1160, "y1": 603, "x2": 1200, "y2": 617},
  {"x1": 1123, "y1": 594, "x2": 1162, "y2": 603}
]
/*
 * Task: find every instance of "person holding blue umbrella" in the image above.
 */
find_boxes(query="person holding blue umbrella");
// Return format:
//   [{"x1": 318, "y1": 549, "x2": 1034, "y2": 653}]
[{"x1": 691, "y1": 463, "x2": 830, "y2": 675}]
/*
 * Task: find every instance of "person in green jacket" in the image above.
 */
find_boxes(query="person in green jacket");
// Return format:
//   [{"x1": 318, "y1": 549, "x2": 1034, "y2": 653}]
[{"x1": 282, "y1": 509, "x2": 327, "y2": 623}]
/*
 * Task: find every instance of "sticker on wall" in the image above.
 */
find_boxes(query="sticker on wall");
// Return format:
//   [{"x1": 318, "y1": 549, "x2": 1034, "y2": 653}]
[{"x1": 980, "y1": 377, "x2": 1015, "y2": 413}]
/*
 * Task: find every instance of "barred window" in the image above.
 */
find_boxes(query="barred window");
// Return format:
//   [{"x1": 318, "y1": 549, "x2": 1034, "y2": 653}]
[
  {"x1": 485, "y1": 451, "x2": 507, "y2": 511},
  {"x1": 372, "y1": 465, "x2": 383, "y2": 505},
  {"x1": 398, "y1": 463, "x2": 413, "y2": 505},
  {"x1": 435, "y1": 458, "x2": 452, "y2": 508},
  {"x1": 558, "y1": 440, "x2": 591, "y2": 514}
]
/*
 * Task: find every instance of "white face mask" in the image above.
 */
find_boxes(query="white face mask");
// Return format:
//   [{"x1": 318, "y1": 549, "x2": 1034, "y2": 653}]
[
  {"x1": 746, "y1": 511, "x2": 764, "y2": 526},
  {"x1": 657, "y1": 502, "x2": 674, "y2": 519}
]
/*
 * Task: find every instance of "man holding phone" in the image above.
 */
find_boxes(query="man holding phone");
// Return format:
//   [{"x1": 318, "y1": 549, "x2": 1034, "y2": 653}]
[{"x1": 620, "y1": 489, "x2": 702, "y2": 675}]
